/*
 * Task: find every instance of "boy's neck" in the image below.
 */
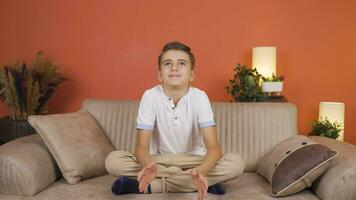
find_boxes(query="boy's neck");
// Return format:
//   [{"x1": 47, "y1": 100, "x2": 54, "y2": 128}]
[{"x1": 162, "y1": 84, "x2": 190, "y2": 106}]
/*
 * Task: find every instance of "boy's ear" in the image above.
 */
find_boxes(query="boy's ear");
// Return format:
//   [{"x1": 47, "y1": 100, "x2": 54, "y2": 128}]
[
  {"x1": 157, "y1": 71, "x2": 163, "y2": 83},
  {"x1": 189, "y1": 70, "x2": 195, "y2": 82}
]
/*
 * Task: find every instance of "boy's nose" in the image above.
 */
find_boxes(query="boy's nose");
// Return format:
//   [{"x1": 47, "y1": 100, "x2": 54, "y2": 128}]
[{"x1": 171, "y1": 65, "x2": 178, "y2": 71}]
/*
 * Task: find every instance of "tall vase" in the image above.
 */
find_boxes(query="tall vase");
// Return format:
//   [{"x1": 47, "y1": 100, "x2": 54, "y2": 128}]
[{"x1": 0, "y1": 116, "x2": 36, "y2": 144}]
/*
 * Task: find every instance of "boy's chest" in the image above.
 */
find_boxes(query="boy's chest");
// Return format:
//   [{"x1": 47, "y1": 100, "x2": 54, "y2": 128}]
[{"x1": 155, "y1": 98, "x2": 197, "y2": 126}]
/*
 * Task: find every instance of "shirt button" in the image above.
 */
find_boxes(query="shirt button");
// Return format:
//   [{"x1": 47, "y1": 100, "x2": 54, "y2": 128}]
[
  {"x1": 175, "y1": 117, "x2": 178, "y2": 120},
  {"x1": 172, "y1": 107, "x2": 175, "y2": 110},
  {"x1": 168, "y1": 98, "x2": 172, "y2": 101}
]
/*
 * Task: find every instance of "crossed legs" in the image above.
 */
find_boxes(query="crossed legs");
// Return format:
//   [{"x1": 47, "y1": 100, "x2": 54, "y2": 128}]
[{"x1": 105, "y1": 151, "x2": 244, "y2": 193}]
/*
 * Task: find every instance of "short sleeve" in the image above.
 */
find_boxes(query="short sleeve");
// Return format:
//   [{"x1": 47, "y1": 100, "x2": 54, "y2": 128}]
[
  {"x1": 197, "y1": 91, "x2": 216, "y2": 128},
  {"x1": 136, "y1": 91, "x2": 155, "y2": 131}
]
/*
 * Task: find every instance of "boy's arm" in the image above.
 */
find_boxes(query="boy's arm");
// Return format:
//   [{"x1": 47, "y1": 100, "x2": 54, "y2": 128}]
[
  {"x1": 195, "y1": 126, "x2": 222, "y2": 176},
  {"x1": 135, "y1": 129, "x2": 153, "y2": 168},
  {"x1": 135, "y1": 129, "x2": 157, "y2": 193}
]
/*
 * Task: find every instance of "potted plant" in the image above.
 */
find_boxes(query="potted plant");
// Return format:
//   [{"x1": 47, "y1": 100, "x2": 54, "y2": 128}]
[
  {"x1": 310, "y1": 117, "x2": 342, "y2": 139},
  {"x1": 0, "y1": 51, "x2": 67, "y2": 144},
  {"x1": 226, "y1": 63, "x2": 267, "y2": 102},
  {"x1": 261, "y1": 74, "x2": 284, "y2": 96}
]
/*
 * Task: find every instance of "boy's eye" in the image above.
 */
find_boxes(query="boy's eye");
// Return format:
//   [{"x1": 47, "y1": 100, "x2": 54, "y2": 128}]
[
  {"x1": 164, "y1": 62, "x2": 171, "y2": 66},
  {"x1": 179, "y1": 62, "x2": 186, "y2": 66}
]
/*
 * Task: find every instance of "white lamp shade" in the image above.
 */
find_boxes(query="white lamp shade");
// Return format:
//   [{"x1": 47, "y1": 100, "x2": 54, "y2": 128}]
[
  {"x1": 252, "y1": 46, "x2": 276, "y2": 78},
  {"x1": 319, "y1": 102, "x2": 345, "y2": 141}
]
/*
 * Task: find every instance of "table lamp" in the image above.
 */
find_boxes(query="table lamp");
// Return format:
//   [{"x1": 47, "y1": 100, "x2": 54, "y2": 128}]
[
  {"x1": 252, "y1": 46, "x2": 276, "y2": 78},
  {"x1": 319, "y1": 102, "x2": 345, "y2": 141}
]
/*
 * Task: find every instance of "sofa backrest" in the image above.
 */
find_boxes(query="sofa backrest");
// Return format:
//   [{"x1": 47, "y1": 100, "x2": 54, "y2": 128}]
[{"x1": 81, "y1": 99, "x2": 297, "y2": 172}]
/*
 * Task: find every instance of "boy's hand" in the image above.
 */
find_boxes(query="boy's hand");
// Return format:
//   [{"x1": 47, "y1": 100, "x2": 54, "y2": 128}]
[
  {"x1": 190, "y1": 169, "x2": 208, "y2": 200},
  {"x1": 138, "y1": 162, "x2": 157, "y2": 193}
]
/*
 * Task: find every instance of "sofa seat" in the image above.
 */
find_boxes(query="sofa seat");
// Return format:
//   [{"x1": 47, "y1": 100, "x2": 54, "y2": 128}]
[{"x1": 0, "y1": 173, "x2": 319, "y2": 200}]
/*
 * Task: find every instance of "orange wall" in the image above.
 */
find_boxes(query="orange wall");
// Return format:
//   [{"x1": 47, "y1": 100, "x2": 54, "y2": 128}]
[{"x1": 1, "y1": 0, "x2": 356, "y2": 144}]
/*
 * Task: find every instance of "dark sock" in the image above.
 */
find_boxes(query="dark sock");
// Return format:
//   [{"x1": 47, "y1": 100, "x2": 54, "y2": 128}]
[
  {"x1": 207, "y1": 183, "x2": 225, "y2": 195},
  {"x1": 111, "y1": 177, "x2": 151, "y2": 195}
]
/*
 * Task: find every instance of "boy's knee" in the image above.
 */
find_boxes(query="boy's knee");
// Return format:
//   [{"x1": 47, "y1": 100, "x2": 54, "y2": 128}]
[
  {"x1": 222, "y1": 153, "x2": 244, "y2": 178},
  {"x1": 105, "y1": 150, "x2": 132, "y2": 176}
]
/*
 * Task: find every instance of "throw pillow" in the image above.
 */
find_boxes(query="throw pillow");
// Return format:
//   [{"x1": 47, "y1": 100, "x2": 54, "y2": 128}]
[
  {"x1": 257, "y1": 135, "x2": 338, "y2": 197},
  {"x1": 28, "y1": 110, "x2": 114, "y2": 184}
]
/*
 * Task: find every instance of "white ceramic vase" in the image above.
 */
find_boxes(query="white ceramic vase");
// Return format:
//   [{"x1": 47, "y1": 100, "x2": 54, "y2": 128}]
[{"x1": 262, "y1": 82, "x2": 283, "y2": 92}]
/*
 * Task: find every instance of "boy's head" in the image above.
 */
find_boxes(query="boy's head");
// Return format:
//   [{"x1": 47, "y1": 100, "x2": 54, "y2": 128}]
[
  {"x1": 158, "y1": 41, "x2": 195, "y2": 70},
  {"x1": 157, "y1": 41, "x2": 195, "y2": 88}
]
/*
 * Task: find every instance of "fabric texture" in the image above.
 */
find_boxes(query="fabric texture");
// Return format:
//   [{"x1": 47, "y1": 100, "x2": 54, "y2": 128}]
[
  {"x1": 105, "y1": 150, "x2": 244, "y2": 193},
  {"x1": 0, "y1": 134, "x2": 60, "y2": 196},
  {"x1": 0, "y1": 173, "x2": 320, "y2": 200},
  {"x1": 28, "y1": 110, "x2": 114, "y2": 184},
  {"x1": 257, "y1": 135, "x2": 338, "y2": 197},
  {"x1": 136, "y1": 85, "x2": 215, "y2": 156}
]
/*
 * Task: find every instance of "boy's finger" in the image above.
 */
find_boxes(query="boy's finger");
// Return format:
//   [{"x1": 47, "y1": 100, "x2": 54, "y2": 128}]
[
  {"x1": 137, "y1": 171, "x2": 142, "y2": 181},
  {"x1": 138, "y1": 169, "x2": 146, "y2": 181},
  {"x1": 140, "y1": 177, "x2": 148, "y2": 188},
  {"x1": 197, "y1": 174, "x2": 208, "y2": 196},
  {"x1": 141, "y1": 177, "x2": 149, "y2": 189},
  {"x1": 140, "y1": 182, "x2": 147, "y2": 193},
  {"x1": 195, "y1": 180, "x2": 203, "y2": 200},
  {"x1": 139, "y1": 181, "x2": 144, "y2": 192},
  {"x1": 139, "y1": 176, "x2": 149, "y2": 190},
  {"x1": 138, "y1": 172, "x2": 146, "y2": 182},
  {"x1": 198, "y1": 187, "x2": 203, "y2": 200},
  {"x1": 196, "y1": 185, "x2": 201, "y2": 200},
  {"x1": 140, "y1": 182, "x2": 148, "y2": 193},
  {"x1": 200, "y1": 178, "x2": 208, "y2": 194},
  {"x1": 197, "y1": 180, "x2": 204, "y2": 195},
  {"x1": 200, "y1": 182, "x2": 205, "y2": 199},
  {"x1": 198, "y1": 179, "x2": 207, "y2": 198},
  {"x1": 138, "y1": 166, "x2": 152, "y2": 181}
]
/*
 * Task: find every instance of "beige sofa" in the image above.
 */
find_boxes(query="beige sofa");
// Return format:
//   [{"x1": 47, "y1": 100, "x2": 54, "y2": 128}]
[{"x1": 0, "y1": 100, "x2": 355, "y2": 200}]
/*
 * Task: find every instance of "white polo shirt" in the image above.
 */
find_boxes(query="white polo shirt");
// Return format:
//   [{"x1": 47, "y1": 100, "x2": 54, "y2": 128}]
[{"x1": 136, "y1": 85, "x2": 216, "y2": 156}]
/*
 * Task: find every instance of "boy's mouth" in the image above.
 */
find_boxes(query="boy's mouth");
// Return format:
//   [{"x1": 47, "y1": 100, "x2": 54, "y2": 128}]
[{"x1": 168, "y1": 74, "x2": 181, "y2": 78}]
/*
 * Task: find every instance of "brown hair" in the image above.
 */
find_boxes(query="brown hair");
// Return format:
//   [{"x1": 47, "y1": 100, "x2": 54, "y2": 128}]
[{"x1": 158, "y1": 41, "x2": 195, "y2": 70}]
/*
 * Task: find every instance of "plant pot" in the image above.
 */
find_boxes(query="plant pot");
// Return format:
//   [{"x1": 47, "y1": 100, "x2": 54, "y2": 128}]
[
  {"x1": 262, "y1": 81, "x2": 283, "y2": 93},
  {"x1": 0, "y1": 116, "x2": 36, "y2": 144}
]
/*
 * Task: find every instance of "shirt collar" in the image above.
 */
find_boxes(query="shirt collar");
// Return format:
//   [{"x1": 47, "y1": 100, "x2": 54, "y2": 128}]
[{"x1": 158, "y1": 84, "x2": 191, "y2": 102}]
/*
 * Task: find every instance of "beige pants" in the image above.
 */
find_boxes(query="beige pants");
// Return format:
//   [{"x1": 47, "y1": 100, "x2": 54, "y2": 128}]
[{"x1": 105, "y1": 151, "x2": 244, "y2": 193}]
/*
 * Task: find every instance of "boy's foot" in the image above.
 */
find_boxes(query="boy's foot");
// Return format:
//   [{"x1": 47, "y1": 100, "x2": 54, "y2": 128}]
[
  {"x1": 208, "y1": 183, "x2": 225, "y2": 195},
  {"x1": 111, "y1": 177, "x2": 151, "y2": 195}
]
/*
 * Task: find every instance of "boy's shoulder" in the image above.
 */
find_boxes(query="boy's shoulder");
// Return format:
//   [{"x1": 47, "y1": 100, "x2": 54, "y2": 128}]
[
  {"x1": 188, "y1": 86, "x2": 207, "y2": 98},
  {"x1": 141, "y1": 85, "x2": 162, "y2": 98}
]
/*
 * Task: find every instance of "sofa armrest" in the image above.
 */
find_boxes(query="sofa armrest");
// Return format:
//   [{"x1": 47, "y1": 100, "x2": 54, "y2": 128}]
[
  {"x1": 309, "y1": 136, "x2": 356, "y2": 200},
  {"x1": 0, "y1": 134, "x2": 61, "y2": 196}
]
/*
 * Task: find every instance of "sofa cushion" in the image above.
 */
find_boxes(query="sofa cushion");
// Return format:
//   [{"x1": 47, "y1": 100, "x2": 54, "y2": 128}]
[
  {"x1": 310, "y1": 136, "x2": 356, "y2": 200},
  {"x1": 28, "y1": 110, "x2": 114, "y2": 184},
  {"x1": 257, "y1": 135, "x2": 338, "y2": 197},
  {"x1": 0, "y1": 134, "x2": 60, "y2": 196}
]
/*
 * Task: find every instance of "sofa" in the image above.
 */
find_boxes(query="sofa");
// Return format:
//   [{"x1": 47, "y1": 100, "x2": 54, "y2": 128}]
[{"x1": 0, "y1": 100, "x2": 355, "y2": 200}]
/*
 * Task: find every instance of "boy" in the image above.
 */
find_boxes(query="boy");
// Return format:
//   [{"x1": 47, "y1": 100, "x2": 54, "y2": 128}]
[{"x1": 105, "y1": 41, "x2": 244, "y2": 200}]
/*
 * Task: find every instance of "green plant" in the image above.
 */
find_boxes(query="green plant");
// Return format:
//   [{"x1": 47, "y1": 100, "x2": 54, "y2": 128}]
[
  {"x1": 310, "y1": 117, "x2": 342, "y2": 139},
  {"x1": 226, "y1": 63, "x2": 266, "y2": 102},
  {"x1": 0, "y1": 51, "x2": 67, "y2": 120},
  {"x1": 262, "y1": 73, "x2": 284, "y2": 82}
]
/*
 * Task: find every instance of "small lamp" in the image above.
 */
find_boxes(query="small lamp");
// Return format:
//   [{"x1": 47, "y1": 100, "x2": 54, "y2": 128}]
[
  {"x1": 319, "y1": 102, "x2": 345, "y2": 141},
  {"x1": 252, "y1": 46, "x2": 276, "y2": 78}
]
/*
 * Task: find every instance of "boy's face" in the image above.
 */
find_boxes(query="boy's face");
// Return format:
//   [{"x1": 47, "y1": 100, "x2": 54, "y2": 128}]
[{"x1": 158, "y1": 50, "x2": 195, "y2": 88}]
